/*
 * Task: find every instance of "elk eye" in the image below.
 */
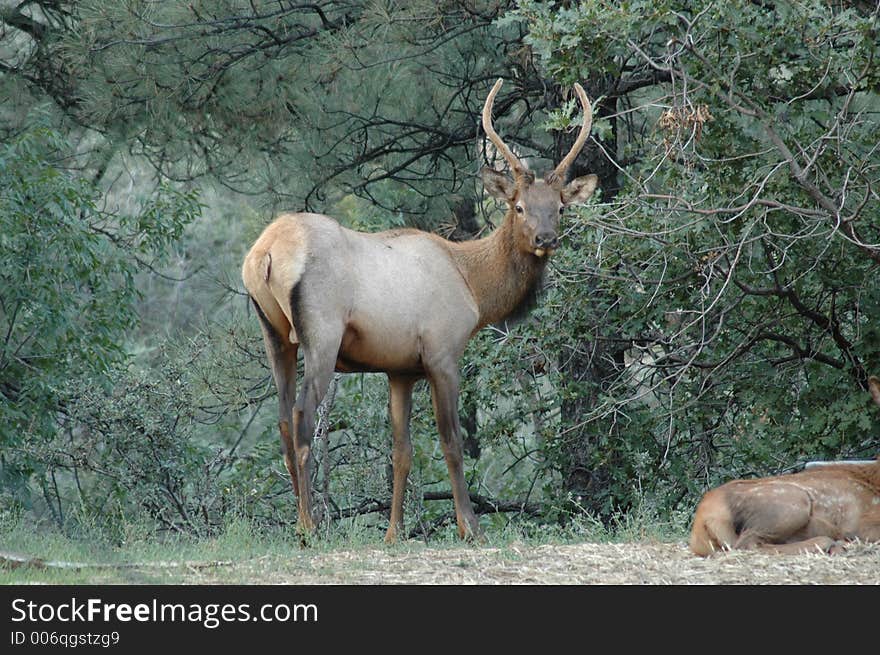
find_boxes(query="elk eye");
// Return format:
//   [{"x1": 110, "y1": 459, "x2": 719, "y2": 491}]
[{"x1": 515, "y1": 205, "x2": 524, "y2": 214}]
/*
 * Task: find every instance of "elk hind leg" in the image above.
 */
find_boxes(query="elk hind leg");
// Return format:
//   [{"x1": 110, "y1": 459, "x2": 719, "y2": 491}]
[
  {"x1": 735, "y1": 485, "x2": 813, "y2": 547},
  {"x1": 253, "y1": 300, "x2": 300, "y2": 494},
  {"x1": 291, "y1": 328, "x2": 343, "y2": 534},
  {"x1": 730, "y1": 484, "x2": 814, "y2": 552}
]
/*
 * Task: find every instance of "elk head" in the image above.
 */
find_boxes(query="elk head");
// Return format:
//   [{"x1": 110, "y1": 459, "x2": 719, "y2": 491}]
[{"x1": 481, "y1": 79, "x2": 598, "y2": 257}]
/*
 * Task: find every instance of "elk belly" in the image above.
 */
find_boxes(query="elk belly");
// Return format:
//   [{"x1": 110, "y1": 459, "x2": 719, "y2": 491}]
[{"x1": 336, "y1": 322, "x2": 424, "y2": 374}]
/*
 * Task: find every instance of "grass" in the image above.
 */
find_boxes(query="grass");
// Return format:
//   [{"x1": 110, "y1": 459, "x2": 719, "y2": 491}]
[
  {"x1": 5, "y1": 508, "x2": 878, "y2": 585},
  {"x1": 0, "y1": 502, "x2": 692, "y2": 584}
]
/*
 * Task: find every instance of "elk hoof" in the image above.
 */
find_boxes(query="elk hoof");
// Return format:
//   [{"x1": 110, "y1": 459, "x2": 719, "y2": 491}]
[
  {"x1": 827, "y1": 540, "x2": 847, "y2": 556},
  {"x1": 460, "y1": 522, "x2": 486, "y2": 545},
  {"x1": 384, "y1": 524, "x2": 404, "y2": 545}
]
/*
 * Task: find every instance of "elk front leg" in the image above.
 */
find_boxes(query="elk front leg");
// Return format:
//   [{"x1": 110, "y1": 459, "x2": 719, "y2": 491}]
[
  {"x1": 427, "y1": 367, "x2": 482, "y2": 541},
  {"x1": 385, "y1": 375, "x2": 417, "y2": 544}
]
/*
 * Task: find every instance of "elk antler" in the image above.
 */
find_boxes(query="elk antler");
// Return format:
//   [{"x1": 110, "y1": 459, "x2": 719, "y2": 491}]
[
  {"x1": 548, "y1": 83, "x2": 593, "y2": 185},
  {"x1": 482, "y1": 79, "x2": 526, "y2": 179}
]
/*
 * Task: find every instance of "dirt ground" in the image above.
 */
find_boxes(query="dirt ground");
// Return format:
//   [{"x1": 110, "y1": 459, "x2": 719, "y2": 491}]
[
  {"x1": 5, "y1": 539, "x2": 879, "y2": 584},
  {"x1": 132, "y1": 540, "x2": 880, "y2": 585}
]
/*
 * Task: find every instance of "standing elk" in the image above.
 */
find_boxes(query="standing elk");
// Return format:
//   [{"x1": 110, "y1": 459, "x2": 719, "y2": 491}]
[
  {"x1": 242, "y1": 79, "x2": 598, "y2": 542},
  {"x1": 689, "y1": 377, "x2": 880, "y2": 556}
]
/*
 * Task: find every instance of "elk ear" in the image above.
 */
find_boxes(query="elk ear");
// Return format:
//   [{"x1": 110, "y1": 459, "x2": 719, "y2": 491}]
[
  {"x1": 561, "y1": 174, "x2": 598, "y2": 206},
  {"x1": 869, "y1": 376, "x2": 880, "y2": 407},
  {"x1": 481, "y1": 167, "x2": 516, "y2": 202}
]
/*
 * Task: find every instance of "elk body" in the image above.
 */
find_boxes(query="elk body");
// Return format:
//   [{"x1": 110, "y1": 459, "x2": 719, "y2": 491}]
[
  {"x1": 689, "y1": 378, "x2": 880, "y2": 556},
  {"x1": 242, "y1": 80, "x2": 598, "y2": 542}
]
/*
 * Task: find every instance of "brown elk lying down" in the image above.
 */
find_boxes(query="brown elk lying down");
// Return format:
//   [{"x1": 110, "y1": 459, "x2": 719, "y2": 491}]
[{"x1": 690, "y1": 378, "x2": 880, "y2": 556}]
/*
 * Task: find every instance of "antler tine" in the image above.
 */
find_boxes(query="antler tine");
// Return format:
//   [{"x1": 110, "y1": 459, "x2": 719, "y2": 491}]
[
  {"x1": 550, "y1": 82, "x2": 593, "y2": 183},
  {"x1": 482, "y1": 78, "x2": 525, "y2": 178}
]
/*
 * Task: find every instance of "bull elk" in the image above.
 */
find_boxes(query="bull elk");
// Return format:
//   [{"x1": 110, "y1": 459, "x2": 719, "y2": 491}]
[
  {"x1": 689, "y1": 377, "x2": 880, "y2": 556},
  {"x1": 242, "y1": 79, "x2": 598, "y2": 541}
]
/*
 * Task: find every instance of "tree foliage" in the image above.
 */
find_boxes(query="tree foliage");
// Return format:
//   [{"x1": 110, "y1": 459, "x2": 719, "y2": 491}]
[
  {"x1": 0, "y1": 126, "x2": 200, "y2": 512},
  {"x1": 513, "y1": 0, "x2": 880, "y2": 512}
]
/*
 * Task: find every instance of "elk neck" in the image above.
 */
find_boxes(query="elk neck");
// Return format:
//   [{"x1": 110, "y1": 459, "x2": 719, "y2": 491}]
[{"x1": 446, "y1": 210, "x2": 547, "y2": 330}]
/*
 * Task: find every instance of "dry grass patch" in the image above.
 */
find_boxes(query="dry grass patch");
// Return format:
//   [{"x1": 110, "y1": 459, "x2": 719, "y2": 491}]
[{"x1": 175, "y1": 540, "x2": 880, "y2": 585}]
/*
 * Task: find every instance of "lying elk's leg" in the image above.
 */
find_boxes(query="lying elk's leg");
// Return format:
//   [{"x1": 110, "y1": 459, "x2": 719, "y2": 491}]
[
  {"x1": 427, "y1": 365, "x2": 483, "y2": 542},
  {"x1": 732, "y1": 482, "x2": 813, "y2": 551},
  {"x1": 385, "y1": 375, "x2": 417, "y2": 544},
  {"x1": 756, "y1": 537, "x2": 839, "y2": 555}
]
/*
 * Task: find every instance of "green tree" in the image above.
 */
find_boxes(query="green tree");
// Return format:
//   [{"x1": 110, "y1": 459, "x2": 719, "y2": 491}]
[
  {"x1": 515, "y1": 0, "x2": 880, "y2": 514},
  {"x1": 0, "y1": 127, "x2": 200, "y2": 514}
]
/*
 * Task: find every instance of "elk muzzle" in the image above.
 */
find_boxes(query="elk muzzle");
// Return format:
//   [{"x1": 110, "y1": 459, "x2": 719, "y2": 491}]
[{"x1": 533, "y1": 231, "x2": 559, "y2": 257}]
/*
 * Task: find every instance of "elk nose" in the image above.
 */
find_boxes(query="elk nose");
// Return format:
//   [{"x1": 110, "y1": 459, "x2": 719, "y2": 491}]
[{"x1": 535, "y1": 232, "x2": 559, "y2": 250}]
